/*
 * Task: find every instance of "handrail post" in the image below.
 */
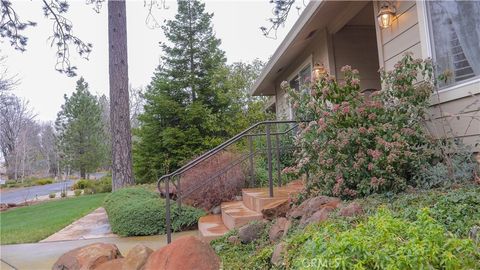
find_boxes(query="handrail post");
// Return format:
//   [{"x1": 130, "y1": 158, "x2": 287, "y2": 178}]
[
  {"x1": 165, "y1": 177, "x2": 172, "y2": 244},
  {"x1": 275, "y1": 124, "x2": 281, "y2": 187},
  {"x1": 266, "y1": 123, "x2": 274, "y2": 197},
  {"x1": 248, "y1": 136, "x2": 255, "y2": 187},
  {"x1": 176, "y1": 175, "x2": 181, "y2": 208}
]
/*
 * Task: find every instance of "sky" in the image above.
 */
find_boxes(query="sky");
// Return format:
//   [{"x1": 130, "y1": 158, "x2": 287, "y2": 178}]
[{"x1": 1, "y1": 0, "x2": 303, "y2": 122}]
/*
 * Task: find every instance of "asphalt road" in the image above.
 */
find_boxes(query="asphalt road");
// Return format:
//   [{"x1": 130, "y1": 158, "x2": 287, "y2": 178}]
[
  {"x1": 0, "y1": 180, "x2": 74, "y2": 204},
  {"x1": 0, "y1": 172, "x2": 107, "y2": 204}
]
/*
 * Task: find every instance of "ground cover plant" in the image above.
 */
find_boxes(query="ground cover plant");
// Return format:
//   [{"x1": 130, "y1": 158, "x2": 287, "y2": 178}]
[
  {"x1": 71, "y1": 176, "x2": 112, "y2": 194},
  {"x1": 103, "y1": 187, "x2": 205, "y2": 236},
  {"x1": 212, "y1": 185, "x2": 480, "y2": 269},
  {"x1": 0, "y1": 194, "x2": 107, "y2": 244}
]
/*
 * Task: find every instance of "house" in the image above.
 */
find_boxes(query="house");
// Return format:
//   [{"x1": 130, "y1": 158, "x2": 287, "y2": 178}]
[{"x1": 252, "y1": 0, "x2": 480, "y2": 150}]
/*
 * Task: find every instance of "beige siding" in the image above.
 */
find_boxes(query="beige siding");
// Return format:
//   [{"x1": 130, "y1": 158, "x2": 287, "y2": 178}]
[
  {"x1": 274, "y1": 29, "x2": 331, "y2": 120},
  {"x1": 333, "y1": 25, "x2": 381, "y2": 91},
  {"x1": 375, "y1": 1, "x2": 480, "y2": 150}
]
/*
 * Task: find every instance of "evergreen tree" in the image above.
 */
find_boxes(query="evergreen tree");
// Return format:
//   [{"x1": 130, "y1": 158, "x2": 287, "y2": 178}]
[
  {"x1": 134, "y1": 0, "x2": 230, "y2": 183},
  {"x1": 55, "y1": 77, "x2": 106, "y2": 179}
]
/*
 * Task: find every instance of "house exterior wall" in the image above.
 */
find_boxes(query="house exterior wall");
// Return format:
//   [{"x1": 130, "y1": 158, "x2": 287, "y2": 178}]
[
  {"x1": 273, "y1": 29, "x2": 331, "y2": 120},
  {"x1": 374, "y1": 0, "x2": 480, "y2": 150}
]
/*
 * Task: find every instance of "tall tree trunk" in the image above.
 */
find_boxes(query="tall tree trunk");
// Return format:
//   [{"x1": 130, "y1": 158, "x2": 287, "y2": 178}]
[
  {"x1": 108, "y1": 0, "x2": 134, "y2": 191},
  {"x1": 80, "y1": 167, "x2": 86, "y2": 179}
]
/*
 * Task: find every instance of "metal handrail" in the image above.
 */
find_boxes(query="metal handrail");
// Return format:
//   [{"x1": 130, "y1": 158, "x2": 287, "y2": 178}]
[{"x1": 157, "y1": 120, "x2": 304, "y2": 243}]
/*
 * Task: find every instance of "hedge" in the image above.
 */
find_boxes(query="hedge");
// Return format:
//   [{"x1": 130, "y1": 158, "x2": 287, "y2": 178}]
[{"x1": 103, "y1": 187, "x2": 205, "y2": 236}]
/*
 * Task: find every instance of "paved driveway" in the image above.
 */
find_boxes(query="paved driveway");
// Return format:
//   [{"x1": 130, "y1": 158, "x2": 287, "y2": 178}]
[{"x1": 0, "y1": 180, "x2": 74, "y2": 204}]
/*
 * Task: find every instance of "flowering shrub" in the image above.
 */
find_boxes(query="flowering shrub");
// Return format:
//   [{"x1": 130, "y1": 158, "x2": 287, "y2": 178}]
[{"x1": 284, "y1": 53, "x2": 436, "y2": 198}]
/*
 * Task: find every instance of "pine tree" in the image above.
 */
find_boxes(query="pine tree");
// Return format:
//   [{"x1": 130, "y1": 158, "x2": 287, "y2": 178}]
[
  {"x1": 55, "y1": 77, "x2": 106, "y2": 179},
  {"x1": 134, "y1": 0, "x2": 230, "y2": 183}
]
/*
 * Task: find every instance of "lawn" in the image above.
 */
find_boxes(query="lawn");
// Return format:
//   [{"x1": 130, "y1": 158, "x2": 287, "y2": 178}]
[{"x1": 0, "y1": 194, "x2": 107, "y2": 244}]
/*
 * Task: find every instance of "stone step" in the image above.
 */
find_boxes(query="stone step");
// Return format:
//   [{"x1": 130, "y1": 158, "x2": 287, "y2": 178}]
[
  {"x1": 221, "y1": 201, "x2": 263, "y2": 230},
  {"x1": 242, "y1": 181, "x2": 304, "y2": 212},
  {"x1": 198, "y1": 214, "x2": 229, "y2": 242}
]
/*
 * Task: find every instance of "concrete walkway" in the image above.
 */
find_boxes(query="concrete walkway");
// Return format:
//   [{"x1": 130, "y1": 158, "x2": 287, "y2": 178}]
[
  {"x1": 1, "y1": 231, "x2": 198, "y2": 270},
  {"x1": 41, "y1": 207, "x2": 116, "y2": 242}
]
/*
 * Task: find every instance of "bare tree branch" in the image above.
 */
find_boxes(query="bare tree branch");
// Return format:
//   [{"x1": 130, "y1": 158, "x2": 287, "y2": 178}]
[{"x1": 261, "y1": 0, "x2": 303, "y2": 39}]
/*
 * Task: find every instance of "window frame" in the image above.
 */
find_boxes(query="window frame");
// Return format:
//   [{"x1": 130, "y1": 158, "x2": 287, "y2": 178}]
[
  {"x1": 286, "y1": 58, "x2": 313, "y2": 119},
  {"x1": 419, "y1": 0, "x2": 480, "y2": 93}
]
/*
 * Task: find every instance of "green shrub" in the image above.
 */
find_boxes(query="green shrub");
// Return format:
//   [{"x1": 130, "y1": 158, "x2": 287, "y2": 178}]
[
  {"x1": 74, "y1": 189, "x2": 82, "y2": 196},
  {"x1": 285, "y1": 54, "x2": 436, "y2": 198},
  {"x1": 104, "y1": 187, "x2": 205, "y2": 236},
  {"x1": 72, "y1": 179, "x2": 94, "y2": 190},
  {"x1": 35, "y1": 178, "x2": 54, "y2": 185},
  {"x1": 60, "y1": 191, "x2": 67, "y2": 198},
  {"x1": 83, "y1": 188, "x2": 95, "y2": 195},
  {"x1": 289, "y1": 209, "x2": 479, "y2": 269},
  {"x1": 72, "y1": 177, "x2": 112, "y2": 193},
  {"x1": 48, "y1": 193, "x2": 56, "y2": 199}
]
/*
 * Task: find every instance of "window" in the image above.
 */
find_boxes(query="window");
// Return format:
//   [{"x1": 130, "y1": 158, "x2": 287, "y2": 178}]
[
  {"x1": 426, "y1": 1, "x2": 480, "y2": 88},
  {"x1": 288, "y1": 64, "x2": 312, "y2": 119}
]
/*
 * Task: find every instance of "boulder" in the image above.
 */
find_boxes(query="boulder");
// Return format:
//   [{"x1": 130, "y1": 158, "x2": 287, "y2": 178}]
[
  {"x1": 238, "y1": 222, "x2": 266, "y2": 244},
  {"x1": 289, "y1": 196, "x2": 341, "y2": 221},
  {"x1": 144, "y1": 236, "x2": 220, "y2": 270},
  {"x1": 269, "y1": 217, "x2": 288, "y2": 242},
  {"x1": 262, "y1": 200, "x2": 290, "y2": 220},
  {"x1": 469, "y1": 225, "x2": 479, "y2": 243},
  {"x1": 95, "y1": 259, "x2": 125, "y2": 270},
  {"x1": 52, "y1": 243, "x2": 122, "y2": 270},
  {"x1": 339, "y1": 202, "x2": 363, "y2": 217},
  {"x1": 270, "y1": 243, "x2": 285, "y2": 266},
  {"x1": 227, "y1": 235, "x2": 240, "y2": 244},
  {"x1": 124, "y1": 244, "x2": 153, "y2": 270},
  {"x1": 210, "y1": 205, "x2": 221, "y2": 215},
  {"x1": 301, "y1": 207, "x2": 333, "y2": 226}
]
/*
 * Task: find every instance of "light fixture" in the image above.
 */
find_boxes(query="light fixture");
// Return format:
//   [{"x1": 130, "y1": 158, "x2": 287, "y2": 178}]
[
  {"x1": 313, "y1": 63, "x2": 327, "y2": 79},
  {"x1": 377, "y1": 1, "x2": 396, "y2": 29}
]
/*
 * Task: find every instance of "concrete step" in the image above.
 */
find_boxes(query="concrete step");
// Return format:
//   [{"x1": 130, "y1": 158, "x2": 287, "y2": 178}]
[
  {"x1": 198, "y1": 214, "x2": 229, "y2": 242},
  {"x1": 221, "y1": 201, "x2": 263, "y2": 230},
  {"x1": 242, "y1": 181, "x2": 304, "y2": 212}
]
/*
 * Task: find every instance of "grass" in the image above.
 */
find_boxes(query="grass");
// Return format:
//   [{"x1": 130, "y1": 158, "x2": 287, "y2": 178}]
[{"x1": 0, "y1": 194, "x2": 107, "y2": 244}]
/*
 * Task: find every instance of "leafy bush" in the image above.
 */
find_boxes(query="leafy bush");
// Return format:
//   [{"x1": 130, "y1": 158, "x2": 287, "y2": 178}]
[
  {"x1": 72, "y1": 176, "x2": 112, "y2": 194},
  {"x1": 74, "y1": 189, "x2": 82, "y2": 196},
  {"x1": 104, "y1": 187, "x2": 205, "y2": 236},
  {"x1": 289, "y1": 209, "x2": 480, "y2": 269},
  {"x1": 414, "y1": 141, "x2": 479, "y2": 189},
  {"x1": 179, "y1": 151, "x2": 245, "y2": 210},
  {"x1": 285, "y1": 54, "x2": 436, "y2": 198},
  {"x1": 48, "y1": 193, "x2": 56, "y2": 199},
  {"x1": 35, "y1": 178, "x2": 54, "y2": 185},
  {"x1": 60, "y1": 191, "x2": 67, "y2": 198}
]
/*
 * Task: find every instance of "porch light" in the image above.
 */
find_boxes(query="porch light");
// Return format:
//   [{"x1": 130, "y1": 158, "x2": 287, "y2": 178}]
[
  {"x1": 313, "y1": 63, "x2": 327, "y2": 79},
  {"x1": 377, "y1": 1, "x2": 396, "y2": 29}
]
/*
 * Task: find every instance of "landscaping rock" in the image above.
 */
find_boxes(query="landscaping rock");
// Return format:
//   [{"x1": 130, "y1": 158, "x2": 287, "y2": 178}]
[
  {"x1": 270, "y1": 243, "x2": 285, "y2": 266},
  {"x1": 124, "y1": 244, "x2": 153, "y2": 270},
  {"x1": 144, "y1": 236, "x2": 220, "y2": 270},
  {"x1": 0, "y1": 203, "x2": 8, "y2": 211},
  {"x1": 52, "y1": 243, "x2": 122, "y2": 270},
  {"x1": 283, "y1": 219, "x2": 292, "y2": 237},
  {"x1": 269, "y1": 217, "x2": 288, "y2": 242},
  {"x1": 262, "y1": 200, "x2": 290, "y2": 220},
  {"x1": 301, "y1": 207, "x2": 334, "y2": 226},
  {"x1": 210, "y1": 205, "x2": 221, "y2": 215},
  {"x1": 289, "y1": 195, "x2": 341, "y2": 221},
  {"x1": 238, "y1": 222, "x2": 266, "y2": 244},
  {"x1": 469, "y1": 225, "x2": 479, "y2": 243},
  {"x1": 227, "y1": 235, "x2": 240, "y2": 244},
  {"x1": 95, "y1": 259, "x2": 125, "y2": 270},
  {"x1": 339, "y1": 202, "x2": 363, "y2": 217}
]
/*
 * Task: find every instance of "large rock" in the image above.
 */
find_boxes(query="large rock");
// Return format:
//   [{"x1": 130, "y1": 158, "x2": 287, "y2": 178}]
[
  {"x1": 95, "y1": 259, "x2": 125, "y2": 270},
  {"x1": 52, "y1": 243, "x2": 122, "y2": 270},
  {"x1": 144, "y1": 236, "x2": 220, "y2": 270},
  {"x1": 124, "y1": 244, "x2": 153, "y2": 270},
  {"x1": 269, "y1": 217, "x2": 288, "y2": 242},
  {"x1": 301, "y1": 207, "x2": 334, "y2": 226},
  {"x1": 289, "y1": 196, "x2": 341, "y2": 221},
  {"x1": 270, "y1": 243, "x2": 285, "y2": 266},
  {"x1": 262, "y1": 200, "x2": 290, "y2": 220},
  {"x1": 238, "y1": 222, "x2": 266, "y2": 244},
  {"x1": 339, "y1": 202, "x2": 363, "y2": 217}
]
